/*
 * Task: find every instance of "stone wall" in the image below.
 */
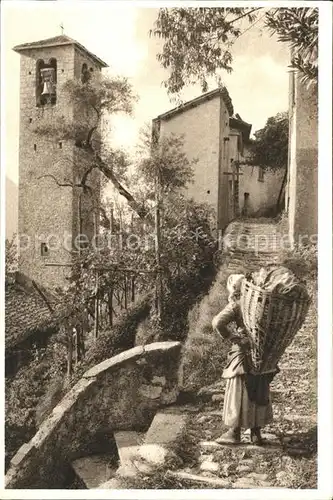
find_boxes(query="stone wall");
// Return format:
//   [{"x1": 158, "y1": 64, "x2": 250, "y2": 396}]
[
  {"x1": 5, "y1": 341, "x2": 182, "y2": 489},
  {"x1": 287, "y1": 72, "x2": 318, "y2": 246},
  {"x1": 18, "y1": 45, "x2": 76, "y2": 289},
  {"x1": 157, "y1": 94, "x2": 230, "y2": 230},
  {"x1": 239, "y1": 166, "x2": 284, "y2": 217}
]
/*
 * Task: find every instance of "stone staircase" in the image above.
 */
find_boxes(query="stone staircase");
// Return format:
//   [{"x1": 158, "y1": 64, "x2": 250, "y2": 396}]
[{"x1": 217, "y1": 217, "x2": 288, "y2": 273}]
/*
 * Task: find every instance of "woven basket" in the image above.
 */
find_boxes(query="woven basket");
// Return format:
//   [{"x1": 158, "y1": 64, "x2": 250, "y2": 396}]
[{"x1": 240, "y1": 279, "x2": 310, "y2": 374}]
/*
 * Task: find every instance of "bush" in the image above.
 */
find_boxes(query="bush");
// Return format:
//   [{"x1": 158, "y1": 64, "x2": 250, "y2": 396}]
[
  {"x1": 71, "y1": 295, "x2": 152, "y2": 383},
  {"x1": 181, "y1": 262, "x2": 246, "y2": 392},
  {"x1": 5, "y1": 338, "x2": 67, "y2": 468},
  {"x1": 133, "y1": 264, "x2": 216, "y2": 347},
  {"x1": 279, "y1": 242, "x2": 318, "y2": 281}
]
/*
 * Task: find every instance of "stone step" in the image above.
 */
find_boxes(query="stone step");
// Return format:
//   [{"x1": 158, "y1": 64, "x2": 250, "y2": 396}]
[
  {"x1": 138, "y1": 411, "x2": 189, "y2": 466},
  {"x1": 114, "y1": 431, "x2": 145, "y2": 478},
  {"x1": 71, "y1": 454, "x2": 117, "y2": 489},
  {"x1": 199, "y1": 440, "x2": 281, "y2": 452},
  {"x1": 166, "y1": 470, "x2": 230, "y2": 488}
]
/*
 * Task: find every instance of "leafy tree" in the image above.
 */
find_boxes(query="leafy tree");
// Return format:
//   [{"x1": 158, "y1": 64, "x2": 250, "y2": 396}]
[
  {"x1": 34, "y1": 73, "x2": 151, "y2": 223},
  {"x1": 151, "y1": 7, "x2": 318, "y2": 94},
  {"x1": 246, "y1": 111, "x2": 289, "y2": 211},
  {"x1": 5, "y1": 236, "x2": 19, "y2": 279},
  {"x1": 265, "y1": 8, "x2": 318, "y2": 87},
  {"x1": 247, "y1": 111, "x2": 289, "y2": 170}
]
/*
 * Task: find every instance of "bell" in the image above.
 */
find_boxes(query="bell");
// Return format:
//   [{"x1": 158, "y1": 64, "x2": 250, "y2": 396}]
[
  {"x1": 40, "y1": 67, "x2": 56, "y2": 96},
  {"x1": 41, "y1": 81, "x2": 54, "y2": 96}
]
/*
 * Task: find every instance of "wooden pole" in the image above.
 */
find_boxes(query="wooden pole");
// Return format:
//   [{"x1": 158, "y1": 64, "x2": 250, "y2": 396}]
[
  {"x1": 124, "y1": 273, "x2": 127, "y2": 309},
  {"x1": 110, "y1": 205, "x2": 114, "y2": 234},
  {"x1": 78, "y1": 191, "x2": 82, "y2": 256},
  {"x1": 94, "y1": 270, "x2": 99, "y2": 339},
  {"x1": 155, "y1": 164, "x2": 163, "y2": 322},
  {"x1": 131, "y1": 276, "x2": 135, "y2": 302},
  {"x1": 108, "y1": 288, "x2": 113, "y2": 326},
  {"x1": 74, "y1": 328, "x2": 78, "y2": 366},
  {"x1": 66, "y1": 326, "x2": 73, "y2": 377}
]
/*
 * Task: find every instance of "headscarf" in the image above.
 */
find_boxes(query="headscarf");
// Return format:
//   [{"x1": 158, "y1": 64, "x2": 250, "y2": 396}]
[{"x1": 227, "y1": 274, "x2": 245, "y2": 302}]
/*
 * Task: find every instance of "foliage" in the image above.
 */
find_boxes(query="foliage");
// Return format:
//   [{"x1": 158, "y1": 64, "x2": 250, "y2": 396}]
[
  {"x1": 265, "y1": 8, "x2": 318, "y2": 88},
  {"x1": 34, "y1": 73, "x2": 147, "y2": 221},
  {"x1": 151, "y1": 7, "x2": 260, "y2": 93},
  {"x1": 246, "y1": 112, "x2": 289, "y2": 171},
  {"x1": 136, "y1": 131, "x2": 195, "y2": 196},
  {"x1": 5, "y1": 236, "x2": 19, "y2": 278},
  {"x1": 151, "y1": 7, "x2": 318, "y2": 94},
  {"x1": 5, "y1": 334, "x2": 67, "y2": 468},
  {"x1": 181, "y1": 261, "x2": 246, "y2": 392},
  {"x1": 72, "y1": 295, "x2": 152, "y2": 382},
  {"x1": 278, "y1": 241, "x2": 318, "y2": 281}
]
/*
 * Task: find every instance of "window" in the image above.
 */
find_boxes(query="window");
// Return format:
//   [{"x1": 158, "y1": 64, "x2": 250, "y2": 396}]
[
  {"x1": 81, "y1": 63, "x2": 91, "y2": 84},
  {"x1": 34, "y1": 144, "x2": 37, "y2": 152},
  {"x1": 41, "y1": 243, "x2": 49, "y2": 257},
  {"x1": 36, "y1": 58, "x2": 57, "y2": 107},
  {"x1": 258, "y1": 167, "x2": 265, "y2": 182}
]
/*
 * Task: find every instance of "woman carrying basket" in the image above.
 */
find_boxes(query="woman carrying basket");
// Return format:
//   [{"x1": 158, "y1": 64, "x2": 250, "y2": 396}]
[{"x1": 212, "y1": 274, "x2": 279, "y2": 446}]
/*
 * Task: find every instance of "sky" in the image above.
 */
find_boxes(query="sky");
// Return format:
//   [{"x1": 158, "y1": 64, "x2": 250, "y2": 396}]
[{"x1": 2, "y1": 2, "x2": 290, "y2": 185}]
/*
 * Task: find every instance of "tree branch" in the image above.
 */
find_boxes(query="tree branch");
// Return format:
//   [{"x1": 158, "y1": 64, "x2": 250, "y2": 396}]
[{"x1": 37, "y1": 175, "x2": 74, "y2": 188}]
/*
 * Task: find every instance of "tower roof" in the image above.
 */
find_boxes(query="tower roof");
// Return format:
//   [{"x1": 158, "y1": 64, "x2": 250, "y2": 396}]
[{"x1": 13, "y1": 35, "x2": 108, "y2": 68}]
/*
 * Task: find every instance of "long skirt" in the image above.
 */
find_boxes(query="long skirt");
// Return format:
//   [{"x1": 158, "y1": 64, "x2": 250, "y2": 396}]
[{"x1": 223, "y1": 375, "x2": 273, "y2": 428}]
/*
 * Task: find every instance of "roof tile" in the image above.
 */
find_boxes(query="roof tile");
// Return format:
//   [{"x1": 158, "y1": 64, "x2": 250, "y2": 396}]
[{"x1": 13, "y1": 35, "x2": 108, "y2": 68}]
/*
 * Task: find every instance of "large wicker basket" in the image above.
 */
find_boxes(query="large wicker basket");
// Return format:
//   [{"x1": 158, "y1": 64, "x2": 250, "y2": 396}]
[{"x1": 240, "y1": 279, "x2": 310, "y2": 374}]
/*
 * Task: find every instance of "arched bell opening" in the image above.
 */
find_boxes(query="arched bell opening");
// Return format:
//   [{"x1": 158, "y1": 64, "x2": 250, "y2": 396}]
[{"x1": 36, "y1": 58, "x2": 57, "y2": 107}]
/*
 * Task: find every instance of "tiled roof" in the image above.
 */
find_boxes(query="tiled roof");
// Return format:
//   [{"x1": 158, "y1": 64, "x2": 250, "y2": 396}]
[
  {"x1": 154, "y1": 87, "x2": 234, "y2": 122},
  {"x1": 13, "y1": 35, "x2": 108, "y2": 68},
  {"x1": 5, "y1": 274, "x2": 60, "y2": 350}
]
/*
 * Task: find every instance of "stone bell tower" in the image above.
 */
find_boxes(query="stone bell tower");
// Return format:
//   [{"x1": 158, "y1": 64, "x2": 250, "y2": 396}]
[{"x1": 13, "y1": 35, "x2": 107, "y2": 289}]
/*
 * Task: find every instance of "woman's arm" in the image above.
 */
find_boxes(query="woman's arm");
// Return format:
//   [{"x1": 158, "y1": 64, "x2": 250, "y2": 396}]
[{"x1": 212, "y1": 302, "x2": 237, "y2": 339}]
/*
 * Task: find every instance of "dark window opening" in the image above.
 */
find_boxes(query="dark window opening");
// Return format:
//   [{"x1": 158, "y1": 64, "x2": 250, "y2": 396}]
[
  {"x1": 90, "y1": 67, "x2": 94, "y2": 72},
  {"x1": 29, "y1": 71, "x2": 32, "y2": 75},
  {"x1": 59, "y1": 142, "x2": 63, "y2": 149},
  {"x1": 81, "y1": 63, "x2": 91, "y2": 84},
  {"x1": 62, "y1": 69, "x2": 64, "y2": 73},
  {"x1": 29, "y1": 118, "x2": 33, "y2": 123},
  {"x1": 36, "y1": 58, "x2": 57, "y2": 107},
  {"x1": 41, "y1": 243, "x2": 49, "y2": 256},
  {"x1": 34, "y1": 144, "x2": 37, "y2": 152},
  {"x1": 207, "y1": 190, "x2": 210, "y2": 194},
  {"x1": 258, "y1": 167, "x2": 265, "y2": 182}
]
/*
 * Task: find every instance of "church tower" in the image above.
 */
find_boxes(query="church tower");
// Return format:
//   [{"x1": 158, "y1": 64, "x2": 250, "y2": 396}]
[{"x1": 13, "y1": 35, "x2": 107, "y2": 289}]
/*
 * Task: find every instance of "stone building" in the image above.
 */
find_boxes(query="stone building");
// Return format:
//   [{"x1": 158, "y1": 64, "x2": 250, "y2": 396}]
[
  {"x1": 153, "y1": 88, "x2": 234, "y2": 231},
  {"x1": 229, "y1": 115, "x2": 284, "y2": 219},
  {"x1": 153, "y1": 89, "x2": 283, "y2": 231},
  {"x1": 286, "y1": 70, "x2": 318, "y2": 246},
  {"x1": 13, "y1": 35, "x2": 107, "y2": 289}
]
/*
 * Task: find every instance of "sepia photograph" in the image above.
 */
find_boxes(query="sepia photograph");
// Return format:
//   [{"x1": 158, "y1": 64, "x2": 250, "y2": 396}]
[{"x1": 1, "y1": 1, "x2": 332, "y2": 497}]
